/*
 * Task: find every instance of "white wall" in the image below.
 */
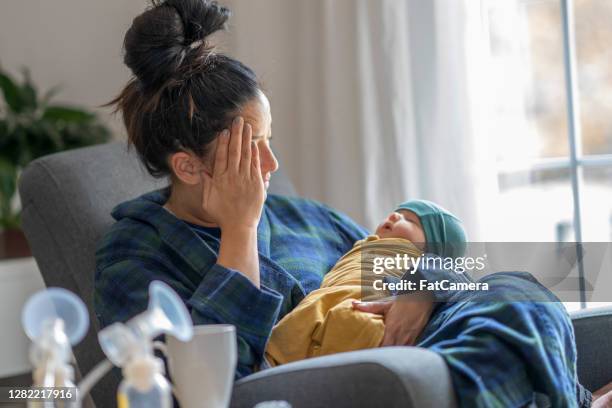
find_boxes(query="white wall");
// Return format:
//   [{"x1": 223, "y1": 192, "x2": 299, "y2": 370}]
[
  {"x1": 0, "y1": 0, "x2": 149, "y2": 138},
  {"x1": 223, "y1": 0, "x2": 306, "y2": 201},
  {"x1": 0, "y1": 259, "x2": 45, "y2": 377}
]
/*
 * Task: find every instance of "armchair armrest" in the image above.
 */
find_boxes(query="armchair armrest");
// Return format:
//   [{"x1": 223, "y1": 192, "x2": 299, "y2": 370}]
[
  {"x1": 229, "y1": 307, "x2": 612, "y2": 407},
  {"x1": 230, "y1": 347, "x2": 455, "y2": 408},
  {"x1": 571, "y1": 306, "x2": 612, "y2": 392}
]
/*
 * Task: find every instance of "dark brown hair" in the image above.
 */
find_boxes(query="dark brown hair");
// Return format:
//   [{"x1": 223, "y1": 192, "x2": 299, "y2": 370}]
[{"x1": 109, "y1": 0, "x2": 260, "y2": 177}]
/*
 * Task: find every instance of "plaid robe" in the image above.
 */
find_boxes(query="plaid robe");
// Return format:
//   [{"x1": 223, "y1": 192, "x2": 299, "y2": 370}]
[
  {"x1": 95, "y1": 188, "x2": 587, "y2": 406},
  {"x1": 94, "y1": 187, "x2": 368, "y2": 378}
]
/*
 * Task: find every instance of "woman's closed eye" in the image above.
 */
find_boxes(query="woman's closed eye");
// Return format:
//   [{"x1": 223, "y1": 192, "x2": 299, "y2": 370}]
[{"x1": 253, "y1": 135, "x2": 273, "y2": 144}]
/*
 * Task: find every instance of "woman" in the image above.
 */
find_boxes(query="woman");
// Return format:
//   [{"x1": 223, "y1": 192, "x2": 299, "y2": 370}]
[
  {"x1": 94, "y1": 0, "x2": 374, "y2": 380},
  {"x1": 95, "y1": 1, "x2": 608, "y2": 406}
]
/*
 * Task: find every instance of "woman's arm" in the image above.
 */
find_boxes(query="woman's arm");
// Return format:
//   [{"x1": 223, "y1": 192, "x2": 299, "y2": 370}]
[
  {"x1": 94, "y1": 257, "x2": 283, "y2": 379},
  {"x1": 187, "y1": 262, "x2": 283, "y2": 378},
  {"x1": 201, "y1": 117, "x2": 265, "y2": 287},
  {"x1": 217, "y1": 225, "x2": 260, "y2": 286},
  {"x1": 96, "y1": 118, "x2": 276, "y2": 377},
  {"x1": 196, "y1": 117, "x2": 278, "y2": 375}
]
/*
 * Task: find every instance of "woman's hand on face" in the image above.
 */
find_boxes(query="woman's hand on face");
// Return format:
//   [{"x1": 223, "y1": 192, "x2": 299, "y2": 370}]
[
  {"x1": 352, "y1": 293, "x2": 434, "y2": 346},
  {"x1": 201, "y1": 116, "x2": 265, "y2": 231}
]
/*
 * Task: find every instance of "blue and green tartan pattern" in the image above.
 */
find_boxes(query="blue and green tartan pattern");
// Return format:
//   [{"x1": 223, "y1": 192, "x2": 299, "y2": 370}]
[
  {"x1": 94, "y1": 188, "x2": 587, "y2": 406},
  {"x1": 417, "y1": 271, "x2": 586, "y2": 407},
  {"x1": 94, "y1": 188, "x2": 369, "y2": 378}
]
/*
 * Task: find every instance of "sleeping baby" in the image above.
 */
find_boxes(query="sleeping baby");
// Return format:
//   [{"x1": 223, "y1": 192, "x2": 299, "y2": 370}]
[{"x1": 265, "y1": 199, "x2": 467, "y2": 366}]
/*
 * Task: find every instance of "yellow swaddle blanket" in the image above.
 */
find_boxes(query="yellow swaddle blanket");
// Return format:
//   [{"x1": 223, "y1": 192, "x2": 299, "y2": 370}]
[{"x1": 265, "y1": 235, "x2": 422, "y2": 366}]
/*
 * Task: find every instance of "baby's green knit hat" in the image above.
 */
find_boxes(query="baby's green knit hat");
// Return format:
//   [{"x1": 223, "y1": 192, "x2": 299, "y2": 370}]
[{"x1": 396, "y1": 200, "x2": 467, "y2": 259}]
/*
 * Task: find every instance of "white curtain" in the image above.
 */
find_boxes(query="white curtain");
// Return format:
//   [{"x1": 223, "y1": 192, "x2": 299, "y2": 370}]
[{"x1": 226, "y1": 0, "x2": 496, "y2": 239}]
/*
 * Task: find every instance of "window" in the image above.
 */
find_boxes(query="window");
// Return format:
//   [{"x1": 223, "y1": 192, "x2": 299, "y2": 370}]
[{"x1": 483, "y1": 0, "x2": 612, "y2": 310}]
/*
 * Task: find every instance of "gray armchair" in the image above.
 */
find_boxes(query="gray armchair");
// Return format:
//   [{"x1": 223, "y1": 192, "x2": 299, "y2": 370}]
[{"x1": 18, "y1": 142, "x2": 612, "y2": 408}]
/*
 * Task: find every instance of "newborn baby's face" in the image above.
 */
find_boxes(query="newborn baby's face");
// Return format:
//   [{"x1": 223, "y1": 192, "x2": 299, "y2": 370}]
[{"x1": 375, "y1": 210, "x2": 426, "y2": 251}]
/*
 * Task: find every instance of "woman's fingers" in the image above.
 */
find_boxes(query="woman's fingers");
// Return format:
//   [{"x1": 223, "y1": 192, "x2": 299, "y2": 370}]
[
  {"x1": 199, "y1": 117, "x2": 265, "y2": 231},
  {"x1": 398, "y1": 330, "x2": 417, "y2": 346},
  {"x1": 228, "y1": 116, "x2": 244, "y2": 172},
  {"x1": 200, "y1": 169, "x2": 213, "y2": 208},
  {"x1": 381, "y1": 322, "x2": 416, "y2": 346},
  {"x1": 213, "y1": 130, "x2": 230, "y2": 175},
  {"x1": 251, "y1": 141, "x2": 261, "y2": 179},
  {"x1": 381, "y1": 307, "x2": 401, "y2": 346},
  {"x1": 240, "y1": 123, "x2": 253, "y2": 175},
  {"x1": 352, "y1": 300, "x2": 390, "y2": 315},
  {"x1": 381, "y1": 325, "x2": 399, "y2": 346}
]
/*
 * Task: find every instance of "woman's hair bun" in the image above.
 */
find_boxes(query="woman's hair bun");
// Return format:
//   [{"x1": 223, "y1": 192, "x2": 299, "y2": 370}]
[
  {"x1": 124, "y1": 0, "x2": 231, "y2": 89},
  {"x1": 164, "y1": 0, "x2": 230, "y2": 44},
  {"x1": 111, "y1": 0, "x2": 260, "y2": 179}
]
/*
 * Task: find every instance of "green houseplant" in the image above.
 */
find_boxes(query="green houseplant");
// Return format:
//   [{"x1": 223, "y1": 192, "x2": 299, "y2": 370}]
[{"x1": 0, "y1": 67, "x2": 111, "y2": 257}]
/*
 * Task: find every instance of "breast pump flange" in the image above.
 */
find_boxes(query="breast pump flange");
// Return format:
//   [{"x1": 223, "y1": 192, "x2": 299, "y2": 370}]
[
  {"x1": 22, "y1": 287, "x2": 89, "y2": 407},
  {"x1": 98, "y1": 281, "x2": 194, "y2": 408},
  {"x1": 21, "y1": 281, "x2": 193, "y2": 408}
]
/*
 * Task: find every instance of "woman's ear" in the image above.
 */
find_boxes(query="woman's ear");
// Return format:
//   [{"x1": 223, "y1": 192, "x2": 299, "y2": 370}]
[{"x1": 168, "y1": 152, "x2": 204, "y2": 185}]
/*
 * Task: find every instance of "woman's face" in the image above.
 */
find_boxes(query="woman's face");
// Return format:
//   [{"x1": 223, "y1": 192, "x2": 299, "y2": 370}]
[
  {"x1": 205, "y1": 91, "x2": 278, "y2": 189},
  {"x1": 239, "y1": 91, "x2": 278, "y2": 189}
]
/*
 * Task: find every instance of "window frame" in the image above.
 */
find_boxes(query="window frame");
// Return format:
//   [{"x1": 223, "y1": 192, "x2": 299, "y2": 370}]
[
  {"x1": 486, "y1": 0, "x2": 612, "y2": 308},
  {"x1": 560, "y1": 0, "x2": 612, "y2": 307}
]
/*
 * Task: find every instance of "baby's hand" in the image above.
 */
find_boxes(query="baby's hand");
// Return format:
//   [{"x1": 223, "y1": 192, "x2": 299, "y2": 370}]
[{"x1": 201, "y1": 117, "x2": 265, "y2": 231}]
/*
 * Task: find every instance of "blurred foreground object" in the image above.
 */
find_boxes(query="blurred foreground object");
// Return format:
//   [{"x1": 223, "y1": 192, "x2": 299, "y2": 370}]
[
  {"x1": 22, "y1": 287, "x2": 89, "y2": 407},
  {"x1": 99, "y1": 281, "x2": 193, "y2": 408}
]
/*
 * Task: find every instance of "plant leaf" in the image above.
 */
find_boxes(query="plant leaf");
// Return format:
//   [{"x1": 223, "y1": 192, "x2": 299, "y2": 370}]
[
  {"x1": 0, "y1": 158, "x2": 18, "y2": 229},
  {"x1": 40, "y1": 85, "x2": 61, "y2": 108},
  {"x1": 0, "y1": 70, "x2": 24, "y2": 113},
  {"x1": 18, "y1": 68, "x2": 38, "y2": 112},
  {"x1": 0, "y1": 67, "x2": 111, "y2": 177}
]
